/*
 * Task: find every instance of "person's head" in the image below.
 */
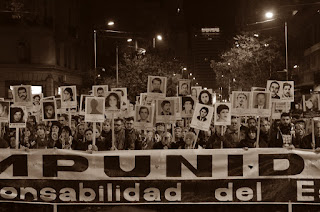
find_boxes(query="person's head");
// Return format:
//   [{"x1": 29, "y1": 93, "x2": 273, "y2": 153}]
[
  {"x1": 199, "y1": 107, "x2": 209, "y2": 118},
  {"x1": 280, "y1": 112, "x2": 291, "y2": 126},
  {"x1": 247, "y1": 117, "x2": 257, "y2": 128},
  {"x1": 295, "y1": 120, "x2": 305, "y2": 137},
  {"x1": 33, "y1": 95, "x2": 40, "y2": 103},
  {"x1": 11, "y1": 107, "x2": 24, "y2": 122},
  {"x1": 182, "y1": 97, "x2": 194, "y2": 111},
  {"x1": 125, "y1": 117, "x2": 134, "y2": 130},
  {"x1": 175, "y1": 127, "x2": 183, "y2": 138},
  {"x1": 260, "y1": 119, "x2": 270, "y2": 134},
  {"x1": 84, "y1": 129, "x2": 93, "y2": 141},
  {"x1": 184, "y1": 132, "x2": 195, "y2": 146},
  {"x1": 114, "y1": 118, "x2": 123, "y2": 132},
  {"x1": 247, "y1": 127, "x2": 257, "y2": 140},
  {"x1": 256, "y1": 93, "x2": 266, "y2": 106},
  {"x1": 63, "y1": 87, "x2": 73, "y2": 101},
  {"x1": 191, "y1": 88, "x2": 197, "y2": 97},
  {"x1": 237, "y1": 93, "x2": 247, "y2": 105},
  {"x1": 97, "y1": 87, "x2": 104, "y2": 96},
  {"x1": 161, "y1": 100, "x2": 171, "y2": 113},
  {"x1": 283, "y1": 83, "x2": 292, "y2": 96},
  {"x1": 269, "y1": 81, "x2": 280, "y2": 96},
  {"x1": 106, "y1": 93, "x2": 120, "y2": 108},
  {"x1": 18, "y1": 87, "x2": 27, "y2": 100},
  {"x1": 102, "y1": 120, "x2": 111, "y2": 132},
  {"x1": 27, "y1": 115, "x2": 36, "y2": 126},
  {"x1": 58, "y1": 114, "x2": 68, "y2": 126},
  {"x1": 240, "y1": 126, "x2": 248, "y2": 140},
  {"x1": 180, "y1": 83, "x2": 188, "y2": 94},
  {"x1": 176, "y1": 119, "x2": 184, "y2": 127},
  {"x1": 44, "y1": 102, "x2": 55, "y2": 119},
  {"x1": 61, "y1": 126, "x2": 71, "y2": 139},
  {"x1": 315, "y1": 121, "x2": 320, "y2": 138},
  {"x1": 151, "y1": 78, "x2": 162, "y2": 91},
  {"x1": 139, "y1": 106, "x2": 149, "y2": 120},
  {"x1": 199, "y1": 90, "x2": 212, "y2": 105},
  {"x1": 229, "y1": 116, "x2": 238, "y2": 132},
  {"x1": 77, "y1": 123, "x2": 86, "y2": 135},
  {"x1": 156, "y1": 123, "x2": 165, "y2": 136},
  {"x1": 50, "y1": 121, "x2": 61, "y2": 134},
  {"x1": 161, "y1": 132, "x2": 172, "y2": 146},
  {"x1": 217, "y1": 104, "x2": 229, "y2": 120},
  {"x1": 115, "y1": 89, "x2": 125, "y2": 97},
  {"x1": 0, "y1": 102, "x2": 8, "y2": 116}
]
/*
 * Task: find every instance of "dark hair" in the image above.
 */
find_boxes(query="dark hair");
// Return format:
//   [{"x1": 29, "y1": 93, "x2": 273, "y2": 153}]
[
  {"x1": 61, "y1": 126, "x2": 72, "y2": 136},
  {"x1": 18, "y1": 87, "x2": 27, "y2": 93},
  {"x1": 237, "y1": 93, "x2": 247, "y2": 99},
  {"x1": 114, "y1": 118, "x2": 123, "y2": 123},
  {"x1": 247, "y1": 126, "x2": 257, "y2": 137},
  {"x1": 270, "y1": 81, "x2": 280, "y2": 89},
  {"x1": 58, "y1": 113, "x2": 68, "y2": 121},
  {"x1": 33, "y1": 94, "x2": 40, "y2": 100},
  {"x1": 125, "y1": 117, "x2": 134, "y2": 122},
  {"x1": 217, "y1": 104, "x2": 229, "y2": 114},
  {"x1": 43, "y1": 101, "x2": 54, "y2": 109},
  {"x1": 139, "y1": 106, "x2": 149, "y2": 114},
  {"x1": 295, "y1": 120, "x2": 306, "y2": 128},
  {"x1": 115, "y1": 89, "x2": 124, "y2": 96},
  {"x1": 181, "y1": 83, "x2": 188, "y2": 88},
  {"x1": 198, "y1": 90, "x2": 212, "y2": 105},
  {"x1": 64, "y1": 87, "x2": 74, "y2": 100},
  {"x1": 161, "y1": 100, "x2": 171, "y2": 108},
  {"x1": 256, "y1": 92, "x2": 265, "y2": 97},
  {"x1": 200, "y1": 106, "x2": 209, "y2": 114},
  {"x1": 152, "y1": 77, "x2": 162, "y2": 84},
  {"x1": 10, "y1": 107, "x2": 24, "y2": 122},
  {"x1": 247, "y1": 117, "x2": 256, "y2": 123},
  {"x1": 97, "y1": 87, "x2": 104, "y2": 92},
  {"x1": 281, "y1": 112, "x2": 291, "y2": 118},
  {"x1": 106, "y1": 92, "x2": 121, "y2": 108},
  {"x1": 283, "y1": 82, "x2": 292, "y2": 89},
  {"x1": 182, "y1": 96, "x2": 194, "y2": 110}
]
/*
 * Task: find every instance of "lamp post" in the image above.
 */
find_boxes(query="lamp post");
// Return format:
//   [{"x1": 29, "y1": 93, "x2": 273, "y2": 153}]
[{"x1": 265, "y1": 11, "x2": 289, "y2": 80}]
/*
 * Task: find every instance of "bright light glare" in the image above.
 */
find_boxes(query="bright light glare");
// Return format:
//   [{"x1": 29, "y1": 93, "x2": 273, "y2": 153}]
[
  {"x1": 156, "y1": 35, "x2": 162, "y2": 41},
  {"x1": 127, "y1": 38, "x2": 133, "y2": 42},
  {"x1": 293, "y1": 65, "x2": 298, "y2": 68},
  {"x1": 265, "y1": 12, "x2": 274, "y2": 19},
  {"x1": 254, "y1": 33, "x2": 259, "y2": 37},
  {"x1": 183, "y1": 67, "x2": 187, "y2": 71},
  {"x1": 107, "y1": 21, "x2": 114, "y2": 26}
]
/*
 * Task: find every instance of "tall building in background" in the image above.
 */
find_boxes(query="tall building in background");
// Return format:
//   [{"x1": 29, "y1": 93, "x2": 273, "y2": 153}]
[
  {"x1": 189, "y1": 27, "x2": 226, "y2": 89},
  {"x1": 0, "y1": 0, "x2": 91, "y2": 98}
]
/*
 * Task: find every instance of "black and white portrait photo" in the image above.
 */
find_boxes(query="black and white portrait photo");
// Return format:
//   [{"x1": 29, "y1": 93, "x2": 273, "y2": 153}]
[
  {"x1": 42, "y1": 100, "x2": 57, "y2": 121},
  {"x1": 85, "y1": 97, "x2": 105, "y2": 122},
  {"x1": 147, "y1": 76, "x2": 167, "y2": 98},
  {"x1": 60, "y1": 86, "x2": 77, "y2": 108},
  {"x1": 93, "y1": 85, "x2": 108, "y2": 97},
  {"x1": 12, "y1": 85, "x2": 32, "y2": 105},
  {"x1": 190, "y1": 103, "x2": 214, "y2": 131}
]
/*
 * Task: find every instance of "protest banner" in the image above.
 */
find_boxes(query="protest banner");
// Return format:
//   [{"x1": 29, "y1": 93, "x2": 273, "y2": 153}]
[
  {"x1": 0, "y1": 149, "x2": 319, "y2": 204},
  {"x1": 190, "y1": 103, "x2": 214, "y2": 131}
]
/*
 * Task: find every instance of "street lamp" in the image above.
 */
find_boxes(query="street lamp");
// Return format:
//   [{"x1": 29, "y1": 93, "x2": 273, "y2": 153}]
[
  {"x1": 107, "y1": 21, "x2": 115, "y2": 26},
  {"x1": 153, "y1": 34, "x2": 163, "y2": 48},
  {"x1": 265, "y1": 11, "x2": 288, "y2": 80}
]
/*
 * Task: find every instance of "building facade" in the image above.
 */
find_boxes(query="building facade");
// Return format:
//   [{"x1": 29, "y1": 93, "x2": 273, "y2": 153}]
[{"x1": 0, "y1": 0, "x2": 92, "y2": 98}]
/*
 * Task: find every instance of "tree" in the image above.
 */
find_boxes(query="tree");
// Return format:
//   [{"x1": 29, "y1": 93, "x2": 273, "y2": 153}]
[
  {"x1": 100, "y1": 53, "x2": 183, "y2": 102},
  {"x1": 212, "y1": 33, "x2": 285, "y2": 94}
]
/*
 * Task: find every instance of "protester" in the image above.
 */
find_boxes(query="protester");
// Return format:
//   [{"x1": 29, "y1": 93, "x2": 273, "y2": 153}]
[
  {"x1": 269, "y1": 113, "x2": 294, "y2": 148},
  {"x1": 124, "y1": 117, "x2": 141, "y2": 150},
  {"x1": 301, "y1": 121, "x2": 320, "y2": 149}
]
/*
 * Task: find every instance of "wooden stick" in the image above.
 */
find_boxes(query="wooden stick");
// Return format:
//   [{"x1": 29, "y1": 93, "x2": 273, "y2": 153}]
[
  {"x1": 256, "y1": 116, "x2": 261, "y2": 148},
  {"x1": 312, "y1": 118, "x2": 315, "y2": 150},
  {"x1": 192, "y1": 129, "x2": 200, "y2": 149},
  {"x1": 92, "y1": 122, "x2": 96, "y2": 146},
  {"x1": 111, "y1": 112, "x2": 115, "y2": 150},
  {"x1": 237, "y1": 116, "x2": 241, "y2": 140},
  {"x1": 220, "y1": 125, "x2": 225, "y2": 149},
  {"x1": 68, "y1": 108, "x2": 72, "y2": 127},
  {"x1": 15, "y1": 128, "x2": 19, "y2": 149}
]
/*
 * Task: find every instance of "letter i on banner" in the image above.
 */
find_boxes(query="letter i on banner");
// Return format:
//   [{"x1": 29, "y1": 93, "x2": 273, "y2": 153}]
[{"x1": 256, "y1": 116, "x2": 261, "y2": 148}]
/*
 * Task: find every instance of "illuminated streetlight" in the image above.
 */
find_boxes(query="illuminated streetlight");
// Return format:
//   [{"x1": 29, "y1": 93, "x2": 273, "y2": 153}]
[
  {"x1": 254, "y1": 33, "x2": 259, "y2": 37},
  {"x1": 193, "y1": 77, "x2": 196, "y2": 80},
  {"x1": 127, "y1": 38, "x2": 132, "y2": 42},
  {"x1": 265, "y1": 12, "x2": 274, "y2": 19},
  {"x1": 183, "y1": 67, "x2": 187, "y2": 71},
  {"x1": 293, "y1": 65, "x2": 298, "y2": 69},
  {"x1": 107, "y1": 21, "x2": 115, "y2": 26},
  {"x1": 156, "y1": 35, "x2": 162, "y2": 41},
  {"x1": 189, "y1": 73, "x2": 192, "y2": 76}
]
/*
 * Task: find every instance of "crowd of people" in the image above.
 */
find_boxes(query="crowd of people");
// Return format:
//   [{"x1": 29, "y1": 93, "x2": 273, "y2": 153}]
[{"x1": 0, "y1": 109, "x2": 319, "y2": 151}]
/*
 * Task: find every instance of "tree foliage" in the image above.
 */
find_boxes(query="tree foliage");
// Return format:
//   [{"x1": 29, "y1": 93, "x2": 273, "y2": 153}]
[
  {"x1": 212, "y1": 33, "x2": 285, "y2": 92},
  {"x1": 101, "y1": 53, "x2": 183, "y2": 101}
]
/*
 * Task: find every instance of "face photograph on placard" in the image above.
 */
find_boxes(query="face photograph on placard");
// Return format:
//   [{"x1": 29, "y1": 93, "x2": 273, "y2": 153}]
[
  {"x1": 85, "y1": 97, "x2": 105, "y2": 122},
  {"x1": 303, "y1": 94, "x2": 320, "y2": 112},
  {"x1": 9, "y1": 106, "x2": 27, "y2": 128},
  {"x1": 191, "y1": 86, "x2": 202, "y2": 100},
  {"x1": 61, "y1": 86, "x2": 77, "y2": 108},
  {"x1": 232, "y1": 91, "x2": 250, "y2": 110},
  {"x1": 105, "y1": 91, "x2": 121, "y2": 111},
  {"x1": 13, "y1": 85, "x2": 32, "y2": 104},
  {"x1": 178, "y1": 80, "x2": 191, "y2": 96},
  {"x1": 147, "y1": 76, "x2": 167, "y2": 97},
  {"x1": 181, "y1": 96, "x2": 194, "y2": 117},
  {"x1": 158, "y1": 99, "x2": 175, "y2": 116},
  {"x1": 198, "y1": 90, "x2": 212, "y2": 106},
  {"x1": 214, "y1": 103, "x2": 231, "y2": 125},
  {"x1": 251, "y1": 91, "x2": 271, "y2": 110},
  {"x1": 190, "y1": 103, "x2": 214, "y2": 131},
  {"x1": 42, "y1": 100, "x2": 57, "y2": 121},
  {"x1": 281, "y1": 81, "x2": 294, "y2": 101},
  {"x1": 111, "y1": 88, "x2": 128, "y2": 109},
  {"x1": 0, "y1": 101, "x2": 10, "y2": 122},
  {"x1": 267, "y1": 80, "x2": 281, "y2": 100},
  {"x1": 135, "y1": 105, "x2": 153, "y2": 123},
  {"x1": 93, "y1": 85, "x2": 108, "y2": 97}
]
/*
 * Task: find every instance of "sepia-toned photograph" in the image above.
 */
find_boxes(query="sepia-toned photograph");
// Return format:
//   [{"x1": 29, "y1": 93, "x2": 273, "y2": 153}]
[
  {"x1": 190, "y1": 103, "x2": 214, "y2": 131},
  {"x1": 85, "y1": 96, "x2": 105, "y2": 122},
  {"x1": 92, "y1": 85, "x2": 108, "y2": 97},
  {"x1": 0, "y1": 101, "x2": 10, "y2": 122},
  {"x1": 12, "y1": 85, "x2": 32, "y2": 105},
  {"x1": 147, "y1": 76, "x2": 167, "y2": 98},
  {"x1": 9, "y1": 105, "x2": 27, "y2": 128},
  {"x1": 60, "y1": 86, "x2": 77, "y2": 108},
  {"x1": 178, "y1": 79, "x2": 191, "y2": 96},
  {"x1": 214, "y1": 102, "x2": 231, "y2": 126},
  {"x1": 42, "y1": 100, "x2": 57, "y2": 121},
  {"x1": 105, "y1": 91, "x2": 122, "y2": 111}
]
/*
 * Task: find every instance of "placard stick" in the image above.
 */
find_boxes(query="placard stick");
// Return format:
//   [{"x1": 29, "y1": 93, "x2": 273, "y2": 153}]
[
  {"x1": 15, "y1": 128, "x2": 19, "y2": 149},
  {"x1": 312, "y1": 118, "x2": 315, "y2": 150},
  {"x1": 220, "y1": 125, "x2": 225, "y2": 149},
  {"x1": 237, "y1": 116, "x2": 241, "y2": 140},
  {"x1": 111, "y1": 112, "x2": 115, "y2": 150},
  {"x1": 256, "y1": 116, "x2": 261, "y2": 148},
  {"x1": 92, "y1": 122, "x2": 96, "y2": 146},
  {"x1": 192, "y1": 129, "x2": 200, "y2": 149},
  {"x1": 68, "y1": 109, "x2": 72, "y2": 127},
  {"x1": 172, "y1": 123, "x2": 175, "y2": 143}
]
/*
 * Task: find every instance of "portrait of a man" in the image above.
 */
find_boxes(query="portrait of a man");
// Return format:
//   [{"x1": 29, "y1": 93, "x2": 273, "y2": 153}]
[
  {"x1": 197, "y1": 107, "x2": 209, "y2": 122},
  {"x1": 42, "y1": 101, "x2": 57, "y2": 121},
  {"x1": 235, "y1": 92, "x2": 248, "y2": 109},
  {"x1": 282, "y1": 82, "x2": 293, "y2": 99},
  {"x1": 13, "y1": 85, "x2": 31, "y2": 104},
  {"x1": 148, "y1": 76, "x2": 167, "y2": 97},
  {"x1": 151, "y1": 77, "x2": 162, "y2": 93},
  {"x1": 254, "y1": 92, "x2": 267, "y2": 109},
  {"x1": 138, "y1": 106, "x2": 150, "y2": 122},
  {"x1": 268, "y1": 81, "x2": 280, "y2": 99},
  {"x1": 160, "y1": 100, "x2": 172, "y2": 115}
]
